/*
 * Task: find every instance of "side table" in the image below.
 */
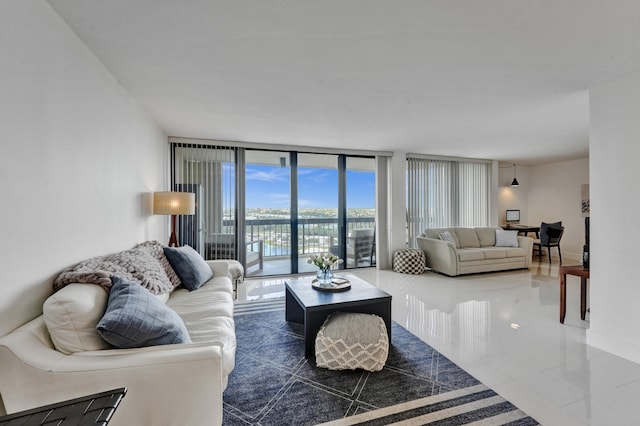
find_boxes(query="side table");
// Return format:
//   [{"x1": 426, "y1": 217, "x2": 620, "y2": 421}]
[
  {"x1": 559, "y1": 265, "x2": 590, "y2": 324},
  {"x1": 0, "y1": 388, "x2": 126, "y2": 425}
]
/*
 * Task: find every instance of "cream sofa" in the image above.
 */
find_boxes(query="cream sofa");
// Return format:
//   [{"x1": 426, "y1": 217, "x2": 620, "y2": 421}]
[
  {"x1": 416, "y1": 227, "x2": 533, "y2": 276},
  {"x1": 0, "y1": 252, "x2": 235, "y2": 425}
]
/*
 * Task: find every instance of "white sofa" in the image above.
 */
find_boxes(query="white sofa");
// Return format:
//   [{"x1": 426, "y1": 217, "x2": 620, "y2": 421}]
[
  {"x1": 416, "y1": 227, "x2": 533, "y2": 276},
  {"x1": 0, "y1": 258, "x2": 235, "y2": 426}
]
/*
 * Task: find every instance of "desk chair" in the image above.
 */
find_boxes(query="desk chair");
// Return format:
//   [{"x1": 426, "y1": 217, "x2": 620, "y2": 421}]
[{"x1": 534, "y1": 223, "x2": 564, "y2": 264}]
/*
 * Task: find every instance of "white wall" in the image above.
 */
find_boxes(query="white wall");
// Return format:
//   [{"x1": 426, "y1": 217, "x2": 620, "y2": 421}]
[
  {"x1": 498, "y1": 165, "x2": 531, "y2": 224},
  {"x1": 589, "y1": 71, "x2": 640, "y2": 364},
  {"x1": 528, "y1": 159, "x2": 589, "y2": 261},
  {"x1": 498, "y1": 160, "x2": 589, "y2": 261},
  {"x1": 0, "y1": 0, "x2": 168, "y2": 338}
]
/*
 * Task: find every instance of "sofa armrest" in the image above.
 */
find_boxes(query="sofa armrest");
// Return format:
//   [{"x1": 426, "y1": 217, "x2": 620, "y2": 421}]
[
  {"x1": 207, "y1": 259, "x2": 230, "y2": 277},
  {"x1": 0, "y1": 322, "x2": 226, "y2": 425},
  {"x1": 517, "y1": 236, "x2": 534, "y2": 267},
  {"x1": 54, "y1": 345, "x2": 223, "y2": 372},
  {"x1": 73, "y1": 341, "x2": 223, "y2": 358},
  {"x1": 416, "y1": 236, "x2": 458, "y2": 276}
]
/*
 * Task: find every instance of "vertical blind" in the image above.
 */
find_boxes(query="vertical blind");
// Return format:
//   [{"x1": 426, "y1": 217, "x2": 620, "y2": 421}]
[
  {"x1": 172, "y1": 143, "x2": 237, "y2": 260},
  {"x1": 407, "y1": 156, "x2": 491, "y2": 248}
]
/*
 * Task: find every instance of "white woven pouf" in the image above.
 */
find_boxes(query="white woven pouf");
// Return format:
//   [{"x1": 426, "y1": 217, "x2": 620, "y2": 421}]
[
  {"x1": 392, "y1": 248, "x2": 426, "y2": 274},
  {"x1": 315, "y1": 312, "x2": 389, "y2": 372}
]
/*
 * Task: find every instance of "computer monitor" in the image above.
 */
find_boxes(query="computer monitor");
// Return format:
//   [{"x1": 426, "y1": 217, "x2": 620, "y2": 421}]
[{"x1": 506, "y1": 209, "x2": 520, "y2": 223}]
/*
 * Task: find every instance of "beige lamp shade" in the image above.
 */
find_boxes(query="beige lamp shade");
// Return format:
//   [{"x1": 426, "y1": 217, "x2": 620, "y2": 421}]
[{"x1": 153, "y1": 192, "x2": 195, "y2": 215}]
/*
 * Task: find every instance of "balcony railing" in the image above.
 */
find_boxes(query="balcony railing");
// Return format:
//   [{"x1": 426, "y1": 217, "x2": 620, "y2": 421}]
[{"x1": 220, "y1": 217, "x2": 374, "y2": 258}]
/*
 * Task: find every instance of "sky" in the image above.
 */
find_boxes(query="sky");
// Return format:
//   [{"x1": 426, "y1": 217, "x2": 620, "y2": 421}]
[{"x1": 244, "y1": 165, "x2": 375, "y2": 209}]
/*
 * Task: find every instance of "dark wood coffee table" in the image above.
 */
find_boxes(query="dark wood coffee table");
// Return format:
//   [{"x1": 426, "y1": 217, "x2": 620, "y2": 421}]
[{"x1": 285, "y1": 274, "x2": 392, "y2": 358}]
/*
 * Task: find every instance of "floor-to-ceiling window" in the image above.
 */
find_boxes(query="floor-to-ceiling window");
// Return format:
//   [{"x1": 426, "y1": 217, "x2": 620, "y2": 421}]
[
  {"x1": 244, "y1": 150, "x2": 292, "y2": 275},
  {"x1": 345, "y1": 156, "x2": 376, "y2": 268},
  {"x1": 296, "y1": 153, "x2": 340, "y2": 274},
  {"x1": 171, "y1": 141, "x2": 376, "y2": 277}
]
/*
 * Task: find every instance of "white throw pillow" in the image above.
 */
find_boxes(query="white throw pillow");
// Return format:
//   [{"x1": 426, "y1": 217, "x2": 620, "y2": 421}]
[
  {"x1": 495, "y1": 229, "x2": 519, "y2": 248},
  {"x1": 43, "y1": 283, "x2": 112, "y2": 354}
]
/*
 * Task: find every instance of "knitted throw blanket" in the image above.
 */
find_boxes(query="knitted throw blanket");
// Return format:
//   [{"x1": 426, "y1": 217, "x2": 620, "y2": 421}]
[{"x1": 53, "y1": 241, "x2": 181, "y2": 295}]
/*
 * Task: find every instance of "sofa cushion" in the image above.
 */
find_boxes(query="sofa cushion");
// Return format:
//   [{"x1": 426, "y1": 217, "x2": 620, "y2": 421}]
[
  {"x1": 482, "y1": 247, "x2": 507, "y2": 259},
  {"x1": 475, "y1": 227, "x2": 497, "y2": 247},
  {"x1": 422, "y1": 228, "x2": 443, "y2": 239},
  {"x1": 457, "y1": 249, "x2": 484, "y2": 262},
  {"x1": 454, "y1": 228, "x2": 480, "y2": 248},
  {"x1": 495, "y1": 229, "x2": 519, "y2": 247},
  {"x1": 43, "y1": 283, "x2": 111, "y2": 354},
  {"x1": 97, "y1": 276, "x2": 191, "y2": 348},
  {"x1": 164, "y1": 245, "x2": 213, "y2": 291},
  {"x1": 167, "y1": 277, "x2": 236, "y2": 375}
]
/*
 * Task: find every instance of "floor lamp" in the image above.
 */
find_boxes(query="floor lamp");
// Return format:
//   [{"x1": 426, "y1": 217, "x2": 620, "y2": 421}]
[{"x1": 153, "y1": 191, "x2": 196, "y2": 247}]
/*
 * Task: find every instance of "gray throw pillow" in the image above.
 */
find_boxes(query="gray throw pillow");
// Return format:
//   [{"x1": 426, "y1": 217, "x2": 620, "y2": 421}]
[
  {"x1": 163, "y1": 245, "x2": 213, "y2": 291},
  {"x1": 439, "y1": 231, "x2": 457, "y2": 247},
  {"x1": 97, "y1": 276, "x2": 191, "y2": 348}
]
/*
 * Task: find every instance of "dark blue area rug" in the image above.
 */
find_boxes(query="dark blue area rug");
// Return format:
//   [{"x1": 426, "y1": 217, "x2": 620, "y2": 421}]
[{"x1": 223, "y1": 298, "x2": 538, "y2": 425}]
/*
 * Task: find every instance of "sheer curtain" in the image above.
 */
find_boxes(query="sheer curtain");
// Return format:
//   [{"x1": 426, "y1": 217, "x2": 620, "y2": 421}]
[{"x1": 407, "y1": 155, "x2": 491, "y2": 248}]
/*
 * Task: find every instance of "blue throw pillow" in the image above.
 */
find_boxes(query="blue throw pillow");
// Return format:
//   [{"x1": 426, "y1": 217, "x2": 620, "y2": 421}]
[
  {"x1": 163, "y1": 245, "x2": 213, "y2": 291},
  {"x1": 97, "y1": 276, "x2": 191, "y2": 348}
]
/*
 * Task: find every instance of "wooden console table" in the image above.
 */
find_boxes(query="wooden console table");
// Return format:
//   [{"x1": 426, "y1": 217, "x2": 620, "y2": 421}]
[{"x1": 559, "y1": 265, "x2": 590, "y2": 324}]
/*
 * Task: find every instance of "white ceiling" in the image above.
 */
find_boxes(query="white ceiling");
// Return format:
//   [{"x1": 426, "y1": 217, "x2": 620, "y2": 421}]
[{"x1": 48, "y1": 0, "x2": 640, "y2": 164}]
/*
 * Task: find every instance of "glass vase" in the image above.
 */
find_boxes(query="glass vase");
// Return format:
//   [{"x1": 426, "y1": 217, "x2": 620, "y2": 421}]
[{"x1": 316, "y1": 268, "x2": 334, "y2": 286}]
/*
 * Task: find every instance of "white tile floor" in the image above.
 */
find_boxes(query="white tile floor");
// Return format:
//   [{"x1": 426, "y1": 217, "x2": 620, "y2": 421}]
[{"x1": 237, "y1": 261, "x2": 640, "y2": 426}]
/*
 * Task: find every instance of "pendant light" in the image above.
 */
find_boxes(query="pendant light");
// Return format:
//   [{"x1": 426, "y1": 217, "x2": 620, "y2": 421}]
[{"x1": 511, "y1": 164, "x2": 520, "y2": 187}]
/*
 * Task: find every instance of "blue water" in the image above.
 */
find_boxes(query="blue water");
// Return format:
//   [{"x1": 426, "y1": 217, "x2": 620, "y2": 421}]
[
  {"x1": 260, "y1": 243, "x2": 333, "y2": 257},
  {"x1": 263, "y1": 242, "x2": 290, "y2": 256}
]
